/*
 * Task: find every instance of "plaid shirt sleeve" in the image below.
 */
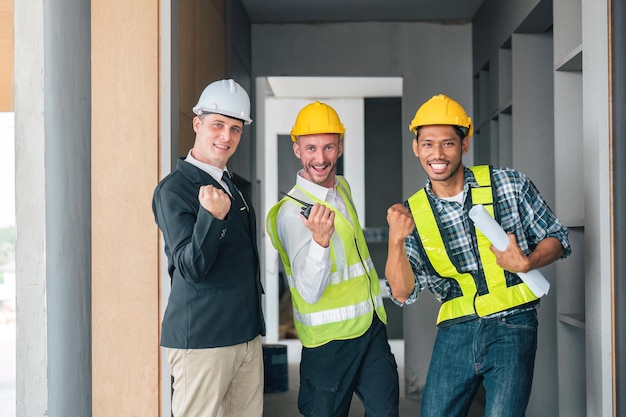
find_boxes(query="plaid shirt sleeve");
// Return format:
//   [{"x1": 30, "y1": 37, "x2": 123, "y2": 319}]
[{"x1": 494, "y1": 168, "x2": 571, "y2": 259}]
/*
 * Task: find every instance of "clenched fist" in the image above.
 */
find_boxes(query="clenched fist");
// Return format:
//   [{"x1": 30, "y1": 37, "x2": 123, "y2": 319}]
[
  {"x1": 387, "y1": 203, "x2": 414, "y2": 243},
  {"x1": 198, "y1": 185, "x2": 231, "y2": 220}
]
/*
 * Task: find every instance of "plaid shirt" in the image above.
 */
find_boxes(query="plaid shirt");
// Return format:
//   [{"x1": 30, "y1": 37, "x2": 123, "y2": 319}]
[{"x1": 388, "y1": 166, "x2": 571, "y2": 311}]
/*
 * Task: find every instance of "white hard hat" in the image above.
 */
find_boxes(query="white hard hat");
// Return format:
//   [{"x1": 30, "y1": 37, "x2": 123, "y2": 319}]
[{"x1": 192, "y1": 79, "x2": 252, "y2": 125}]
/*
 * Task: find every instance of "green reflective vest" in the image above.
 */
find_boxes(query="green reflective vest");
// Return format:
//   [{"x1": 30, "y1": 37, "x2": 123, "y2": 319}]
[
  {"x1": 407, "y1": 165, "x2": 538, "y2": 325},
  {"x1": 266, "y1": 176, "x2": 387, "y2": 348}
]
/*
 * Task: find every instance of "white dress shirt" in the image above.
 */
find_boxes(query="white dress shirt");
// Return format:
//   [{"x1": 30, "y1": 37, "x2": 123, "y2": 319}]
[
  {"x1": 276, "y1": 171, "x2": 352, "y2": 304},
  {"x1": 185, "y1": 150, "x2": 235, "y2": 198}
]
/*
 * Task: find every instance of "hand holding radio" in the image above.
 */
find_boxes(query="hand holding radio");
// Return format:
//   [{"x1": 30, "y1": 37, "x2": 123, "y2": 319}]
[
  {"x1": 280, "y1": 191, "x2": 313, "y2": 219},
  {"x1": 281, "y1": 191, "x2": 335, "y2": 248}
]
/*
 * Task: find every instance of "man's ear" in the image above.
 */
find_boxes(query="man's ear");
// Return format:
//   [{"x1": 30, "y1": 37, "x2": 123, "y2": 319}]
[
  {"x1": 338, "y1": 140, "x2": 344, "y2": 158},
  {"x1": 462, "y1": 136, "x2": 470, "y2": 155},
  {"x1": 412, "y1": 138, "x2": 419, "y2": 158},
  {"x1": 292, "y1": 141, "x2": 301, "y2": 159},
  {"x1": 192, "y1": 116, "x2": 202, "y2": 133}
]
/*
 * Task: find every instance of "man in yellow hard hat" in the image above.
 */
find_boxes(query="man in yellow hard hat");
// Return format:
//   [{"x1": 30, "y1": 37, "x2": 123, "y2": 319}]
[
  {"x1": 385, "y1": 94, "x2": 571, "y2": 417},
  {"x1": 153, "y1": 79, "x2": 265, "y2": 417},
  {"x1": 266, "y1": 101, "x2": 399, "y2": 416}
]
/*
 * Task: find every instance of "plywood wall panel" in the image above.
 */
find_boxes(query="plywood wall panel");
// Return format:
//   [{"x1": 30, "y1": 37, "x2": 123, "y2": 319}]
[
  {"x1": 0, "y1": 0, "x2": 14, "y2": 111},
  {"x1": 91, "y1": 0, "x2": 160, "y2": 415},
  {"x1": 178, "y1": 0, "x2": 225, "y2": 155}
]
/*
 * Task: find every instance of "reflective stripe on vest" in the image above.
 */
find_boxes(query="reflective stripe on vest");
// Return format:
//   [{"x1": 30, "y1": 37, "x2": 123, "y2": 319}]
[
  {"x1": 286, "y1": 257, "x2": 375, "y2": 288},
  {"x1": 294, "y1": 297, "x2": 385, "y2": 327},
  {"x1": 265, "y1": 176, "x2": 386, "y2": 347},
  {"x1": 407, "y1": 165, "x2": 538, "y2": 325}
]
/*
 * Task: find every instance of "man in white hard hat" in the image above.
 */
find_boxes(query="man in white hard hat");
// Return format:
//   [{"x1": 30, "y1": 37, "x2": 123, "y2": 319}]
[{"x1": 153, "y1": 79, "x2": 265, "y2": 417}]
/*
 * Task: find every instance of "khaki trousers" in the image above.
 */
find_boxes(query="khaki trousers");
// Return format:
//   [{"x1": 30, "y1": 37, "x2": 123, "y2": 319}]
[{"x1": 166, "y1": 335, "x2": 263, "y2": 417}]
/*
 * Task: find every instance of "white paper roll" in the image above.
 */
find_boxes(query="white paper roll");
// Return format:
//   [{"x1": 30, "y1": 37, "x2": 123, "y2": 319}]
[{"x1": 468, "y1": 204, "x2": 550, "y2": 297}]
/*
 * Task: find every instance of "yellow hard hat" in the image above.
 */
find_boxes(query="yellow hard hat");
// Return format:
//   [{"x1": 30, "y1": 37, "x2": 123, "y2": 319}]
[
  {"x1": 290, "y1": 101, "x2": 346, "y2": 142},
  {"x1": 409, "y1": 94, "x2": 473, "y2": 138}
]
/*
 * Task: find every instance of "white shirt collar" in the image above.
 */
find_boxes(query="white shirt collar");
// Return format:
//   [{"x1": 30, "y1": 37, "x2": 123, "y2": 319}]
[
  {"x1": 295, "y1": 170, "x2": 337, "y2": 202},
  {"x1": 184, "y1": 150, "x2": 229, "y2": 183}
]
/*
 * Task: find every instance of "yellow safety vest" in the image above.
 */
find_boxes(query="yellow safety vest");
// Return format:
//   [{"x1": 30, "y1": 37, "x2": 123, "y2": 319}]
[
  {"x1": 407, "y1": 165, "x2": 538, "y2": 325},
  {"x1": 266, "y1": 176, "x2": 387, "y2": 348}
]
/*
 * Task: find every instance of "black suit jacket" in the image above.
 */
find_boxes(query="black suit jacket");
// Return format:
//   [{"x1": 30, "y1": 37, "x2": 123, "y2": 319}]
[{"x1": 152, "y1": 158, "x2": 265, "y2": 348}]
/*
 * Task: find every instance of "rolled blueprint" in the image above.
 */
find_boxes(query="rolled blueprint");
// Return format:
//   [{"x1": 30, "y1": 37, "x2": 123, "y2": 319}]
[{"x1": 468, "y1": 204, "x2": 550, "y2": 297}]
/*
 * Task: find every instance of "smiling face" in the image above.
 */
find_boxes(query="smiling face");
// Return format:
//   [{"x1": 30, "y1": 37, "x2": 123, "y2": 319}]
[
  {"x1": 413, "y1": 124, "x2": 470, "y2": 196},
  {"x1": 293, "y1": 133, "x2": 343, "y2": 188},
  {"x1": 190, "y1": 113, "x2": 244, "y2": 169}
]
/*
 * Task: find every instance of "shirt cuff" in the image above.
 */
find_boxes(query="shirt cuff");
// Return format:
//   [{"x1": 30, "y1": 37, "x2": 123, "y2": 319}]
[
  {"x1": 308, "y1": 238, "x2": 330, "y2": 262},
  {"x1": 385, "y1": 280, "x2": 418, "y2": 307}
]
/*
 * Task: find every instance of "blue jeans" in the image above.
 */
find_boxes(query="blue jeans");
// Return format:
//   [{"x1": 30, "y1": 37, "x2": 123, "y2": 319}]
[{"x1": 420, "y1": 309, "x2": 538, "y2": 417}]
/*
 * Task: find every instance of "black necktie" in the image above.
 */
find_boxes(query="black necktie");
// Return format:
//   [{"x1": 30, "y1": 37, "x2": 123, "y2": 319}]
[{"x1": 222, "y1": 171, "x2": 250, "y2": 229}]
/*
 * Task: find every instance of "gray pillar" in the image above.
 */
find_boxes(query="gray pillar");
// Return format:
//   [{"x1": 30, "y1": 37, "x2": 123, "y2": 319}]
[{"x1": 15, "y1": 0, "x2": 92, "y2": 416}]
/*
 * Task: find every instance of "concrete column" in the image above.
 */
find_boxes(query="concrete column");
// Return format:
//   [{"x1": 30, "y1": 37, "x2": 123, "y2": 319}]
[{"x1": 14, "y1": 0, "x2": 48, "y2": 414}]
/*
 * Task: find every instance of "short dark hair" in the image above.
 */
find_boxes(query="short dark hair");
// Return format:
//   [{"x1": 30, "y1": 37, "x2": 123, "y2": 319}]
[{"x1": 415, "y1": 125, "x2": 467, "y2": 140}]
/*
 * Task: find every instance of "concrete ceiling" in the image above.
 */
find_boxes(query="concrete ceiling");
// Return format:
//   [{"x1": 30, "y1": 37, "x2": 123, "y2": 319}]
[
  {"x1": 245, "y1": 0, "x2": 485, "y2": 98},
  {"x1": 265, "y1": 76, "x2": 403, "y2": 99},
  {"x1": 240, "y1": 0, "x2": 484, "y2": 24}
]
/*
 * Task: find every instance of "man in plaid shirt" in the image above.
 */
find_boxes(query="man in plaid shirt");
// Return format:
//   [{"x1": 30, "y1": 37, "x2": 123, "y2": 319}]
[{"x1": 385, "y1": 94, "x2": 570, "y2": 417}]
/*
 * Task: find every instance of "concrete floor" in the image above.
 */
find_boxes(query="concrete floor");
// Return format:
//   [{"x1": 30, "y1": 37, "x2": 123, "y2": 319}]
[
  {"x1": 262, "y1": 339, "x2": 485, "y2": 417},
  {"x1": 0, "y1": 325, "x2": 484, "y2": 417}
]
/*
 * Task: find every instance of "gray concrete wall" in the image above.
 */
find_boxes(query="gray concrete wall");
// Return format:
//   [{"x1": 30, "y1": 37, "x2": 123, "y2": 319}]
[
  {"x1": 472, "y1": 2, "x2": 565, "y2": 414},
  {"x1": 511, "y1": 32, "x2": 557, "y2": 417},
  {"x1": 473, "y1": 1, "x2": 616, "y2": 415},
  {"x1": 472, "y1": 0, "x2": 544, "y2": 73},
  {"x1": 251, "y1": 20, "x2": 472, "y2": 398},
  {"x1": 581, "y1": 0, "x2": 613, "y2": 414},
  {"x1": 15, "y1": 0, "x2": 92, "y2": 415}
]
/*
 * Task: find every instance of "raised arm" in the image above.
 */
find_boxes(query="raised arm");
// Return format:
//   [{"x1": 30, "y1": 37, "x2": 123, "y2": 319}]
[
  {"x1": 278, "y1": 203, "x2": 335, "y2": 304},
  {"x1": 385, "y1": 203, "x2": 417, "y2": 303}
]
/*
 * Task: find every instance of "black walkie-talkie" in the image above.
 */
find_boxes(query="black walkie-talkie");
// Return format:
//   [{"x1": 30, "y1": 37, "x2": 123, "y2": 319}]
[{"x1": 280, "y1": 191, "x2": 313, "y2": 219}]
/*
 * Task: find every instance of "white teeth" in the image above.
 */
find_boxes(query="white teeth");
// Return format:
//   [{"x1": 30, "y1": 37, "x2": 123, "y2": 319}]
[{"x1": 431, "y1": 163, "x2": 447, "y2": 170}]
